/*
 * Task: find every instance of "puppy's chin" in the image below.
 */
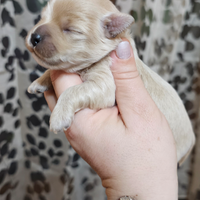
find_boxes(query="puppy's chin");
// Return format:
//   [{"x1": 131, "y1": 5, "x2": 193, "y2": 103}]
[
  {"x1": 32, "y1": 52, "x2": 64, "y2": 70},
  {"x1": 32, "y1": 51, "x2": 100, "y2": 72}
]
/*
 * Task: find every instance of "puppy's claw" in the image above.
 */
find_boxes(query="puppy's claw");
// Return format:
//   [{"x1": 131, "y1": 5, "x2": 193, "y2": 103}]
[
  {"x1": 27, "y1": 87, "x2": 33, "y2": 94},
  {"x1": 50, "y1": 122, "x2": 71, "y2": 134},
  {"x1": 36, "y1": 90, "x2": 42, "y2": 93},
  {"x1": 28, "y1": 81, "x2": 48, "y2": 94},
  {"x1": 50, "y1": 126, "x2": 61, "y2": 134},
  {"x1": 63, "y1": 126, "x2": 69, "y2": 131},
  {"x1": 50, "y1": 113, "x2": 72, "y2": 134}
]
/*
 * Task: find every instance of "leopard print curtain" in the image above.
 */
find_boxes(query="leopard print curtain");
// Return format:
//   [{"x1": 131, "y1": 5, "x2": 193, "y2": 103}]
[{"x1": 0, "y1": 0, "x2": 200, "y2": 200}]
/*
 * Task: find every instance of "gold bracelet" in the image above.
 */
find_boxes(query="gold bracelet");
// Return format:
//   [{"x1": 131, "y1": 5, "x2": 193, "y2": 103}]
[{"x1": 119, "y1": 196, "x2": 134, "y2": 200}]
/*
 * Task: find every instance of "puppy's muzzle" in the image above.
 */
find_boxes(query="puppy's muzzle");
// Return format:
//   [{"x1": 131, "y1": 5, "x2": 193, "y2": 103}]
[{"x1": 29, "y1": 24, "x2": 57, "y2": 58}]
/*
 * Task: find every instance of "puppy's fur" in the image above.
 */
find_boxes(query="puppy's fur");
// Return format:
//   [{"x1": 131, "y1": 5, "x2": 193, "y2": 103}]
[{"x1": 26, "y1": 0, "x2": 195, "y2": 164}]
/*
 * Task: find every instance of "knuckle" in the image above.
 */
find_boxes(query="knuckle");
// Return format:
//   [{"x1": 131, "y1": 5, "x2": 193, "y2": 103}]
[
  {"x1": 113, "y1": 65, "x2": 139, "y2": 81},
  {"x1": 65, "y1": 128, "x2": 76, "y2": 141}
]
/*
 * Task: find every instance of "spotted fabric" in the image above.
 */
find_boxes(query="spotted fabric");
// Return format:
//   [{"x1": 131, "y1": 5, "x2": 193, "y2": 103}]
[{"x1": 0, "y1": 0, "x2": 200, "y2": 200}]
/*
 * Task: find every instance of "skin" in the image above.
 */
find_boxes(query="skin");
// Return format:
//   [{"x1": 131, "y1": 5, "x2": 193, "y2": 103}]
[{"x1": 44, "y1": 41, "x2": 178, "y2": 200}]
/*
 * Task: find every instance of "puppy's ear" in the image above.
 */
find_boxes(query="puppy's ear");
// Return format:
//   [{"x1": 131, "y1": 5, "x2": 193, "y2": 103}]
[{"x1": 102, "y1": 13, "x2": 134, "y2": 39}]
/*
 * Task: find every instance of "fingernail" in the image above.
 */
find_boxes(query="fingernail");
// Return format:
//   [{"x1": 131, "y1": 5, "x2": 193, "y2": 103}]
[{"x1": 116, "y1": 41, "x2": 131, "y2": 59}]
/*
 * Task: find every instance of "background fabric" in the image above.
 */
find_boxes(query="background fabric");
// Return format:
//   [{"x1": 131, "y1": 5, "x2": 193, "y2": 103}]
[{"x1": 0, "y1": 0, "x2": 200, "y2": 200}]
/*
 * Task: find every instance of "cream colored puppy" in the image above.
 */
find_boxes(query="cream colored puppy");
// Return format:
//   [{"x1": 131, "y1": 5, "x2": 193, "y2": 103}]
[{"x1": 26, "y1": 0, "x2": 195, "y2": 164}]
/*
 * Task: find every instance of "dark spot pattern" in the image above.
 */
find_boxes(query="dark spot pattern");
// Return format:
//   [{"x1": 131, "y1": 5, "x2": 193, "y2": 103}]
[
  {"x1": 26, "y1": 134, "x2": 36, "y2": 145},
  {"x1": 0, "y1": 0, "x2": 199, "y2": 199},
  {"x1": 8, "y1": 161, "x2": 18, "y2": 175},
  {"x1": 8, "y1": 149, "x2": 17, "y2": 159},
  {"x1": 53, "y1": 139, "x2": 62, "y2": 148},
  {"x1": 38, "y1": 127, "x2": 48, "y2": 138},
  {"x1": 25, "y1": 160, "x2": 31, "y2": 169},
  {"x1": 30, "y1": 147, "x2": 39, "y2": 156},
  {"x1": 38, "y1": 142, "x2": 46, "y2": 150}
]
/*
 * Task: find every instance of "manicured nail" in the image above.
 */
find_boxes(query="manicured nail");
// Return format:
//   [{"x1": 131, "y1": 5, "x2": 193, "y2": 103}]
[{"x1": 116, "y1": 41, "x2": 131, "y2": 59}]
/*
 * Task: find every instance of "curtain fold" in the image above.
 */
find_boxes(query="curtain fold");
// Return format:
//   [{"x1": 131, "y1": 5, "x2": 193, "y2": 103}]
[{"x1": 0, "y1": 0, "x2": 199, "y2": 200}]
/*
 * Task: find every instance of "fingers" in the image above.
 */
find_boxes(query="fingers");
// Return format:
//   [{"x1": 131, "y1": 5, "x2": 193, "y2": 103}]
[
  {"x1": 44, "y1": 70, "x2": 83, "y2": 112},
  {"x1": 50, "y1": 70, "x2": 83, "y2": 98},
  {"x1": 45, "y1": 40, "x2": 158, "y2": 133},
  {"x1": 110, "y1": 40, "x2": 158, "y2": 126},
  {"x1": 44, "y1": 89, "x2": 57, "y2": 112}
]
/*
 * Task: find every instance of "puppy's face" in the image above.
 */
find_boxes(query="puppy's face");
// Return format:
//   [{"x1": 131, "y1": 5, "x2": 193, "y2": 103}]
[{"x1": 26, "y1": 0, "x2": 134, "y2": 70}]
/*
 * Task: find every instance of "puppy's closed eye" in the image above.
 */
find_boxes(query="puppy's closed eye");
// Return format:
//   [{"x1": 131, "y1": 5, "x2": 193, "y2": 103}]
[
  {"x1": 63, "y1": 28, "x2": 71, "y2": 33},
  {"x1": 63, "y1": 27, "x2": 83, "y2": 35}
]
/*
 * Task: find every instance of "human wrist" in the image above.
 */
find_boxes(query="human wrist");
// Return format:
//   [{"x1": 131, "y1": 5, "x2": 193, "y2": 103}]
[{"x1": 103, "y1": 177, "x2": 178, "y2": 200}]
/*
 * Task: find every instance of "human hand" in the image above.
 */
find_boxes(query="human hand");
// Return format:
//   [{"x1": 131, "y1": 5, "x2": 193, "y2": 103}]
[{"x1": 44, "y1": 41, "x2": 178, "y2": 200}]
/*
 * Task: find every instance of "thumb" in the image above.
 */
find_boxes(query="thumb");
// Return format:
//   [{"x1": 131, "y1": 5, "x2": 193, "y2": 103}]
[{"x1": 110, "y1": 41, "x2": 157, "y2": 126}]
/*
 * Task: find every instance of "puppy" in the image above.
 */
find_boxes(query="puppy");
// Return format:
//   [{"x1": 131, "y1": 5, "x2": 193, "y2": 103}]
[{"x1": 26, "y1": 0, "x2": 195, "y2": 164}]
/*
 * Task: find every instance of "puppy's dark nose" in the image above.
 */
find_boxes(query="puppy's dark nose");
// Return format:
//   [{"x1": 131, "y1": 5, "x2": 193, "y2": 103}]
[{"x1": 31, "y1": 33, "x2": 41, "y2": 47}]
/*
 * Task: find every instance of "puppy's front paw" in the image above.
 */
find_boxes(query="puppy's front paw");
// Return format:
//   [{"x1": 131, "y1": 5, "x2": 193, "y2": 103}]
[
  {"x1": 28, "y1": 79, "x2": 49, "y2": 94},
  {"x1": 50, "y1": 105, "x2": 73, "y2": 134}
]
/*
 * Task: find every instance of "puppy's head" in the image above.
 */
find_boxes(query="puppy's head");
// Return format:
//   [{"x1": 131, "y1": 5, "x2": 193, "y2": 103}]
[{"x1": 26, "y1": 0, "x2": 134, "y2": 70}]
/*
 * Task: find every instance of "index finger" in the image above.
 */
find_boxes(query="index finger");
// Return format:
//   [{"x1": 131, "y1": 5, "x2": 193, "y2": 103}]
[
  {"x1": 50, "y1": 70, "x2": 83, "y2": 98},
  {"x1": 44, "y1": 70, "x2": 83, "y2": 112}
]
